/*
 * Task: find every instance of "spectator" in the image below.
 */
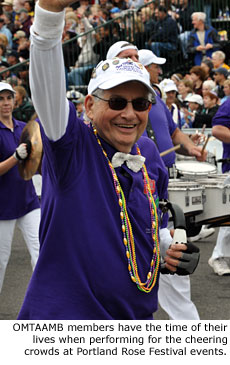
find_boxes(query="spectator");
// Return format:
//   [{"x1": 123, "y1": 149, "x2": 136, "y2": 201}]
[
  {"x1": 1, "y1": 10, "x2": 15, "y2": 34},
  {"x1": 93, "y1": 22, "x2": 119, "y2": 62},
  {"x1": 221, "y1": 79, "x2": 230, "y2": 104},
  {"x1": 67, "y1": 16, "x2": 99, "y2": 88},
  {"x1": 12, "y1": 85, "x2": 35, "y2": 123},
  {"x1": 173, "y1": 0, "x2": 194, "y2": 59},
  {"x1": 138, "y1": 6, "x2": 156, "y2": 47},
  {"x1": 17, "y1": 61, "x2": 30, "y2": 96},
  {"x1": 200, "y1": 57, "x2": 214, "y2": 80},
  {"x1": 181, "y1": 94, "x2": 203, "y2": 128},
  {"x1": 187, "y1": 12, "x2": 220, "y2": 65},
  {"x1": 211, "y1": 50, "x2": 230, "y2": 70},
  {"x1": 147, "y1": 5, "x2": 178, "y2": 57},
  {"x1": 170, "y1": 73, "x2": 183, "y2": 88},
  {"x1": 6, "y1": 50, "x2": 19, "y2": 66},
  {"x1": 0, "y1": 43, "x2": 7, "y2": 62},
  {"x1": 24, "y1": 0, "x2": 35, "y2": 17},
  {"x1": 0, "y1": 32, "x2": 8, "y2": 46},
  {"x1": 213, "y1": 67, "x2": 229, "y2": 99},
  {"x1": 0, "y1": 60, "x2": 10, "y2": 80},
  {"x1": 13, "y1": 30, "x2": 30, "y2": 61},
  {"x1": 189, "y1": 65, "x2": 206, "y2": 96},
  {"x1": 0, "y1": 16, "x2": 12, "y2": 47},
  {"x1": 63, "y1": 30, "x2": 81, "y2": 72},
  {"x1": 15, "y1": 8, "x2": 32, "y2": 37},
  {"x1": 159, "y1": 78, "x2": 181, "y2": 127},
  {"x1": 202, "y1": 79, "x2": 216, "y2": 97},
  {"x1": 1, "y1": 0, "x2": 16, "y2": 22},
  {"x1": 177, "y1": 78, "x2": 193, "y2": 107},
  {"x1": 193, "y1": 91, "x2": 219, "y2": 128}
]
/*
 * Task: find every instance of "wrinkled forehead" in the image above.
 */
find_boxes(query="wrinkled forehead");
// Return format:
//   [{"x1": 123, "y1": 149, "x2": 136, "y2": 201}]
[
  {"x1": 104, "y1": 80, "x2": 150, "y2": 94},
  {"x1": 117, "y1": 49, "x2": 139, "y2": 60}
]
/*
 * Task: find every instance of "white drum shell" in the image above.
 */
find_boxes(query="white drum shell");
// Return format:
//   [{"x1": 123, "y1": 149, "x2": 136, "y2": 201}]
[
  {"x1": 168, "y1": 181, "x2": 204, "y2": 214},
  {"x1": 195, "y1": 179, "x2": 230, "y2": 223}
]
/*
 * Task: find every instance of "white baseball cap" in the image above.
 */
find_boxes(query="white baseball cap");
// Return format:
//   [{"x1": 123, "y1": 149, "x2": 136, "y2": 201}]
[
  {"x1": 88, "y1": 58, "x2": 155, "y2": 95},
  {"x1": 185, "y1": 94, "x2": 203, "y2": 105},
  {"x1": 0, "y1": 82, "x2": 16, "y2": 94},
  {"x1": 159, "y1": 79, "x2": 178, "y2": 93},
  {"x1": 106, "y1": 41, "x2": 138, "y2": 60},
  {"x1": 138, "y1": 49, "x2": 166, "y2": 66}
]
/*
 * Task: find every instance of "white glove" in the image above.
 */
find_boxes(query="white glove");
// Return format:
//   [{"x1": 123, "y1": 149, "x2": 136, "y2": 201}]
[{"x1": 13, "y1": 143, "x2": 28, "y2": 161}]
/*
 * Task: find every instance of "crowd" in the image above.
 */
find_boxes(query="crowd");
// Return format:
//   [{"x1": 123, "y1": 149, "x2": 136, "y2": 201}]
[
  {"x1": 0, "y1": 0, "x2": 229, "y2": 123},
  {"x1": 0, "y1": 0, "x2": 230, "y2": 320}
]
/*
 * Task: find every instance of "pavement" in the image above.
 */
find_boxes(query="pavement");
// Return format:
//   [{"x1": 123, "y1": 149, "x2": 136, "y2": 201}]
[{"x1": 0, "y1": 227, "x2": 230, "y2": 320}]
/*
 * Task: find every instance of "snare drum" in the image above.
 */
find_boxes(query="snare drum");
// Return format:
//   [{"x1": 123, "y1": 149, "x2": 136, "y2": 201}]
[
  {"x1": 195, "y1": 179, "x2": 230, "y2": 225},
  {"x1": 175, "y1": 160, "x2": 217, "y2": 179},
  {"x1": 168, "y1": 180, "x2": 204, "y2": 215}
]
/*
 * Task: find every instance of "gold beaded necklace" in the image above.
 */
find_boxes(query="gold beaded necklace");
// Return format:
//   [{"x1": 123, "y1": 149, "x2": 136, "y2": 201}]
[{"x1": 93, "y1": 126, "x2": 160, "y2": 293}]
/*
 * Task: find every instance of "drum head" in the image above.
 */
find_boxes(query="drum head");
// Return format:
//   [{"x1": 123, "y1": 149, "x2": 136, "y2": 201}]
[{"x1": 175, "y1": 161, "x2": 216, "y2": 177}]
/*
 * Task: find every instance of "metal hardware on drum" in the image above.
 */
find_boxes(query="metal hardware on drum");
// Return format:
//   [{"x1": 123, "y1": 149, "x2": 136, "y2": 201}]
[
  {"x1": 168, "y1": 180, "x2": 204, "y2": 216},
  {"x1": 194, "y1": 179, "x2": 230, "y2": 226}
]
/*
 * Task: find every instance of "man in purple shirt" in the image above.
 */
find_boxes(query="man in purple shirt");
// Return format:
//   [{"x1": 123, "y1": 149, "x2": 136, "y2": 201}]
[
  {"x1": 208, "y1": 98, "x2": 230, "y2": 275},
  {"x1": 18, "y1": 1, "x2": 199, "y2": 320},
  {"x1": 0, "y1": 82, "x2": 40, "y2": 294}
]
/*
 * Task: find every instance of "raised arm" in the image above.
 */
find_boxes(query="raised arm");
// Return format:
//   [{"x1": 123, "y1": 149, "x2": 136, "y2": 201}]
[{"x1": 29, "y1": 1, "x2": 75, "y2": 141}]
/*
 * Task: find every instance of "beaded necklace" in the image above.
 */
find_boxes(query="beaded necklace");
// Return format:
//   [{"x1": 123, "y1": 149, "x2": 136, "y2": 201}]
[{"x1": 93, "y1": 126, "x2": 160, "y2": 293}]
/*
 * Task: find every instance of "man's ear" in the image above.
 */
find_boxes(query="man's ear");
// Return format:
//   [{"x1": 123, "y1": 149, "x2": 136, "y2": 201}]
[{"x1": 84, "y1": 95, "x2": 94, "y2": 121}]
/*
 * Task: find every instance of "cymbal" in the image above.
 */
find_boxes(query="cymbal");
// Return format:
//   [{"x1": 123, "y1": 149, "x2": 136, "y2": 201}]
[{"x1": 18, "y1": 120, "x2": 43, "y2": 180}]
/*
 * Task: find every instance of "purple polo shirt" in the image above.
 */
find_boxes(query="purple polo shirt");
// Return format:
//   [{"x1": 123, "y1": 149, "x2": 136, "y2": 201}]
[
  {"x1": 0, "y1": 118, "x2": 40, "y2": 219},
  {"x1": 212, "y1": 98, "x2": 230, "y2": 173},
  {"x1": 143, "y1": 95, "x2": 177, "y2": 168},
  {"x1": 18, "y1": 102, "x2": 168, "y2": 320}
]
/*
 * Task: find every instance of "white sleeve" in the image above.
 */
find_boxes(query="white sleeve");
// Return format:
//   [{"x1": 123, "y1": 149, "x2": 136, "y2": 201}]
[
  {"x1": 29, "y1": 3, "x2": 69, "y2": 141},
  {"x1": 159, "y1": 228, "x2": 173, "y2": 258}
]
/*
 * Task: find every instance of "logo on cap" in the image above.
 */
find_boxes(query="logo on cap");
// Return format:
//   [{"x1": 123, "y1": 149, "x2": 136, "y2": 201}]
[{"x1": 102, "y1": 63, "x2": 110, "y2": 71}]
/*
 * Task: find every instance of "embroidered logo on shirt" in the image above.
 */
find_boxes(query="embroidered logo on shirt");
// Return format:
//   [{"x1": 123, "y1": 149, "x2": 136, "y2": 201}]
[{"x1": 143, "y1": 178, "x2": 155, "y2": 195}]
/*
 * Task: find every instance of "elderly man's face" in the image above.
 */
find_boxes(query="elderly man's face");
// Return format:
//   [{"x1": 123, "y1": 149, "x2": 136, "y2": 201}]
[
  {"x1": 146, "y1": 63, "x2": 161, "y2": 84},
  {"x1": 85, "y1": 82, "x2": 151, "y2": 153},
  {"x1": 192, "y1": 16, "x2": 200, "y2": 29}
]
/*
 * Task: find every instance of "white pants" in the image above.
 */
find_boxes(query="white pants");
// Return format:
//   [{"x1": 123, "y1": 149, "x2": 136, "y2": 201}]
[
  {"x1": 158, "y1": 274, "x2": 200, "y2": 320},
  {"x1": 211, "y1": 227, "x2": 230, "y2": 260},
  {"x1": 0, "y1": 208, "x2": 40, "y2": 293}
]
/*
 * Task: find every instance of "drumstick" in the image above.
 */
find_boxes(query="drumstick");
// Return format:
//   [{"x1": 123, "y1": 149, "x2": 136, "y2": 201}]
[
  {"x1": 201, "y1": 124, "x2": 206, "y2": 134},
  {"x1": 201, "y1": 134, "x2": 210, "y2": 153},
  {"x1": 160, "y1": 144, "x2": 181, "y2": 157}
]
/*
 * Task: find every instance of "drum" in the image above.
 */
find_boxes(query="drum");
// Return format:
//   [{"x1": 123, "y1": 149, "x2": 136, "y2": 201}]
[
  {"x1": 168, "y1": 180, "x2": 204, "y2": 216},
  {"x1": 175, "y1": 160, "x2": 217, "y2": 179},
  {"x1": 195, "y1": 179, "x2": 230, "y2": 225}
]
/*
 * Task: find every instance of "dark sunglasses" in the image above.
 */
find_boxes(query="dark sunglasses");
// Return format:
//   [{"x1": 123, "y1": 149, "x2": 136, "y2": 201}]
[{"x1": 92, "y1": 94, "x2": 152, "y2": 111}]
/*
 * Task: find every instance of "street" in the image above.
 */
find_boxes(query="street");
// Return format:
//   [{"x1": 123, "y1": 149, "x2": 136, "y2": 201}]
[{"x1": 0, "y1": 227, "x2": 229, "y2": 320}]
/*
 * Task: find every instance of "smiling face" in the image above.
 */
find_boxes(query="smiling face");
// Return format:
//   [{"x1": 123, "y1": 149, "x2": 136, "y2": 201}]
[{"x1": 85, "y1": 82, "x2": 151, "y2": 153}]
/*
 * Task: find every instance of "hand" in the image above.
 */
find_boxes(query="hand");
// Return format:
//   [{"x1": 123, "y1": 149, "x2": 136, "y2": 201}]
[
  {"x1": 39, "y1": 0, "x2": 76, "y2": 12},
  {"x1": 196, "y1": 45, "x2": 205, "y2": 51},
  {"x1": 13, "y1": 143, "x2": 28, "y2": 161},
  {"x1": 205, "y1": 43, "x2": 213, "y2": 50},
  {"x1": 190, "y1": 132, "x2": 205, "y2": 145},
  {"x1": 161, "y1": 242, "x2": 200, "y2": 275},
  {"x1": 187, "y1": 144, "x2": 208, "y2": 162}
]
